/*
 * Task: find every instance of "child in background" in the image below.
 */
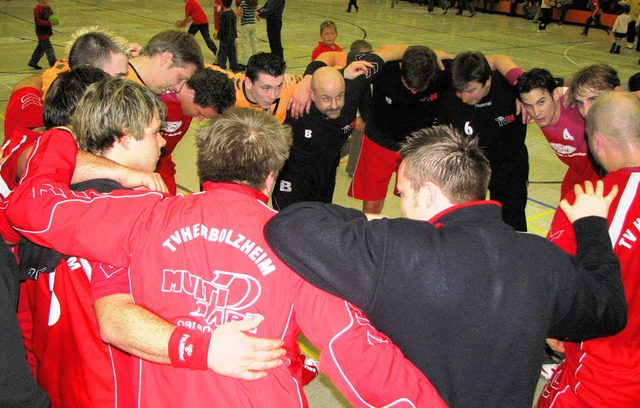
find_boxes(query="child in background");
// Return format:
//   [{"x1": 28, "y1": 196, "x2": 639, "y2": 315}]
[
  {"x1": 611, "y1": 5, "x2": 632, "y2": 53},
  {"x1": 236, "y1": 0, "x2": 259, "y2": 66},
  {"x1": 28, "y1": 0, "x2": 58, "y2": 70},
  {"x1": 311, "y1": 21, "x2": 342, "y2": 61},
  {"x1": 216, "y1": 0, "x2": 240, "y2": 72},
  {"x1": 175, "y1": 0, "x2": 218, "y2": 58}
]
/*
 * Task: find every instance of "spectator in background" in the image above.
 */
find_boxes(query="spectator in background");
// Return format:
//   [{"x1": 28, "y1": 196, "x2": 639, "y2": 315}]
[
  {"x1": 311, "y1": 21, "x2": 342, "y2": 61},
  {"x1": 28, "y1": 0, "x2": 58, "y2": 70},
  {"x1": 175, "y1": 0, "x2": 219, "y2": 58}
]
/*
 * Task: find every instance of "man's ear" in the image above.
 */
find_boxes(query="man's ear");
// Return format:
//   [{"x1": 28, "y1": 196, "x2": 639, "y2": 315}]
[
  {"x1": 117, "y1": 131, "x2": 132, "y2": 150},
  {"x1": 160, "y1": 51, "x2": 175, "y2": 68},
  {"x1": 552, "y1": 87, "x2": 562, "y2": 101},
  {"x1": 243, "y1": 76, "x2": 252, "y2": 91},
  {"x1": 417, "y1": 181, "x2": 437, "y2": 209}
]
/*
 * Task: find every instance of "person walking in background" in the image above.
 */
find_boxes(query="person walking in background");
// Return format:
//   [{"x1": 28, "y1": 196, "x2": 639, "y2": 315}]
[
  {"x1": 258, "y1": 0, "x2": 285, "y2": 60},
  {"x1": 216, "y1": 0, "x2": 240, "y2": 71},
  {"x1": 581, "y1": 0, "x2": 611, "y2": 36},
  {"x1": 175, "y1": 0, "x2": 218, "y2": 58},
  {"x1": 610, "y1": 5, "x2": 631, "y2": 53},
  {"x1": 236, "y1": 0, "x2": 259, "y2": 67},
  {"x1": 347, "y1": 0, "x2": 359, "y2": 13},
  {"x1": 28, "y1": 0, "x2": 58, "y2": 70}
]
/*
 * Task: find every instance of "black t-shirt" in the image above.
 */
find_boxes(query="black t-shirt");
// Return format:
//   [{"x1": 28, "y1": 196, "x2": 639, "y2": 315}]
[
  {"x1": 285, "y1": 53, "x2": 385, "y2": 163},
  {"x1": 365, "y1": 59, "x2": 453, "y2": 151},
  {"x1": 436, "y1": 71, "x2": 526, "y2": 164}
]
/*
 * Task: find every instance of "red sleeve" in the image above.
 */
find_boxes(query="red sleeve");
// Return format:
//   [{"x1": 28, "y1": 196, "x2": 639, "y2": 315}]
[
  {"x1": 90, "y1": 262, "x2": 131, "y2": 303},
  {"x1": 34, "y1": 5, "x2": 52, "y2": 26},
  {"x1": 547, "y1": 193, "x2": 578, "y2": 256},
  {"x1": 6, "y1": 129, "x2": 165, "y2": 268},
  {"x1": 294, "y1": 279, "x2": 446, "y2": 407},
  {"x1": 3, "y1": 87, "x2": 44, "y2": 144}
]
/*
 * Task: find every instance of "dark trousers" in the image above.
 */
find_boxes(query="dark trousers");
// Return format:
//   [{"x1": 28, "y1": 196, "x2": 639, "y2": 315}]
[
  {"x1": 266, "y1": 18, "x2": 283, "y2": 60},
  {"x1": 347, "y1": 0, "x2": 359, "y2": 11},
  {"x1": 457, "y1": 0, "x2": 476, "y2": 14},
  {"x1": 29, "y1": 38, "x2": 57, "y2": 67},
  {"x1": 489, "y1": 146, "x2": 529, "y2": 232},
  {"x1": 188, "y1": 23, "x2": 218, "y2": 57},
  {"x1": 538, "y1": 7, "x2": 551, "y2": 30},
  {"x1": 582, "y1": 13, "x2": 609, "y2": 35},
  {"x1": 217, "y1": 39, "x2": 239, "y2": 71}
]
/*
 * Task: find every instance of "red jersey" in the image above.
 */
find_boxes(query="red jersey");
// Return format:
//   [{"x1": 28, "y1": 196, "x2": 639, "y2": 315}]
[
  {"x1": 539, "y1": 95, "x2": 600, "y2": 197},
  {"x1": 21, "y1": 259, "x2": 132, "y2": 408},
  {"x1": 0, "y1": 86, "x2": 43, "y2": 243},
  {"x1": 540, "y1": 168, "x2": 640, "y2": 407},
  {"x1": 9, "y1": 129, "x2": 134, "y2": 407},
  {"x1": 158, "y1": 92, "x2": 193, "y2": 195},
  {"x1": 214, "y1": 0, "x2": 223, "y2": 30},
  {"x1": 311, "y1": 42, "x2": 343, "y2": 61},
  {"x1": 8, "y1": 128, "x2": 446, "y2": 408},
  {"x1": 185, "y1": 0, "x2": 209, "y2": 25}
]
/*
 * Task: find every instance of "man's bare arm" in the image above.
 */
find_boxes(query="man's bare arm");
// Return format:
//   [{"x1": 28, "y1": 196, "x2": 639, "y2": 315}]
[
  {"x1": 95, "y1": 294, "x2": 286, "y2": 380},
  {"x1": 74, "y1": 150, "x2": 169, "y2": 193}
]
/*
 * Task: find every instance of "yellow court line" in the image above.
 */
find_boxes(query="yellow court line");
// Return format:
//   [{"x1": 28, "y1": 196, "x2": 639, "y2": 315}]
[
  {"x1": 527, "y1": 209, "x2": 556, "y2": 222},
  {"x1": 298, "y1": 341, "x2": 319, "y2": 361}
]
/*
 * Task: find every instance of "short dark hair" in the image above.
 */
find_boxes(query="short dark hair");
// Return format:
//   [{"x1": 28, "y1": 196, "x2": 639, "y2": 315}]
[
  {"x1": 140, "y1": 30, "x2": 204, "y2": 71},
  {"x1": 399, "y1": 125, "x2": 490, "y2": 203},
  {"x1": 189, "y1": 68, "x2": 236, "y2": 114},
  {"x1": 245, "y1": 53, "x2": 286, "y2": 83},
  {"x1": 222, "y1": 0, "x2": 233, "y2": 8},
  {"x1": 68, "y1": 27, "x2": 129, "y2": 70},
  {"x1": 517, "y1": 68, "x2": 558, "y2": 99},
  {"x1": 197, "y1": 107, "x2": 292, "y2": 191},
  {"x1": 349, "y1": 40, "x2": 372, "y2": 53},
  {"x1": 400, "y1": 45, "x2": 438, "y2": 91},
  {"x1": 451, "y1": 51, "x2": 491, "y2": 92},
  {"x1": 43, "y1": 67, "x2": 109, "y2": 129}
]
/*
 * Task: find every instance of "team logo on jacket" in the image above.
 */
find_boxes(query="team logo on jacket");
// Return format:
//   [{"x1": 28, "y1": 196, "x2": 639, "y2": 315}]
[
  {"x1": 495, "y1": 114, "x2": 516, "y2": 127},
  {"x1": 162, "y1": 269, "x2": 261, "y2": 326},
  {"x1": 162, "y1": 120, "x2": 183, "y2": 137},
  {"x1": 420, "y1": 93, "x2": 438, "y2": 103}
]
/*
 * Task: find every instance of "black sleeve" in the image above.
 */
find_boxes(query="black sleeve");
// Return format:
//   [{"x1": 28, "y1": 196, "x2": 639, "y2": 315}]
[
  {"x1": 548, "y1": 216, "x2": 627, "y2": 340},
  {"x1": 264, "y1": 202, "x2": 386, "y2": 311}
]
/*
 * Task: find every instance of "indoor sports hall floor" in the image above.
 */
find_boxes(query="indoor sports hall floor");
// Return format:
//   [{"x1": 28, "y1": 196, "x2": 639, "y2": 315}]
[{"x1": 0, "y1": 0, "x2": 638, "y2": 405}]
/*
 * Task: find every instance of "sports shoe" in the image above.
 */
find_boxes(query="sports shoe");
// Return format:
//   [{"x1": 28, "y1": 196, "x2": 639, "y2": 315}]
[
  {"x1": 301, "y1": 356, "x2": 319, "y2": 385},
  {"x1": 469, "y1": 11, "x2": 476, "y2": 17},
  {"x1": 627, "y1": 44, "x2": 634, "y2": 49},
  {"x1": 579, "y1": 32, "x2": 587, "y2": 36},
  {"x1": 456, "y1": 9, "x2": 462, "y2": 15},
  {"x1": 28, "y1": 62, "x2": 42, "y2": 70}
]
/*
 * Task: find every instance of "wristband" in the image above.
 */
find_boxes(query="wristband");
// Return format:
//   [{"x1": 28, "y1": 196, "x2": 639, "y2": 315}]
[
  {"x1": 304, "y1": 61, "x2": 327, "y2": 77},
  {"x1": 168, "y1": 326, "x2": 211, "y2": 370},
  {"x1": 505, "y1": 67, "x2": 525, "y2": 86}
]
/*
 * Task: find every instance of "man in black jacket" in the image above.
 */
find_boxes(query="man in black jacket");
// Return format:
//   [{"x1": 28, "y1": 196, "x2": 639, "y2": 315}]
[{"x1": 265, "y1": 125, "x2": 627, "y2": 407}]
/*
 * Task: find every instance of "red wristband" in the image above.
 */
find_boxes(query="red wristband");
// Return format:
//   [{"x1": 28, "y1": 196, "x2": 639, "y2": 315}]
[
  {"x1": 168, "y1": 326, "x2": 212, "y2": 371},
  {"x1": 505, "y1": 67, "x2": 525, "y2": 86}
]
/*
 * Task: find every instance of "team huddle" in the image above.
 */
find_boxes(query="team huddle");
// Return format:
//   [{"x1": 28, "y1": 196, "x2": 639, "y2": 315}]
[{"x1": 1, "y1": 25, "x2": 639, "y2": 408}]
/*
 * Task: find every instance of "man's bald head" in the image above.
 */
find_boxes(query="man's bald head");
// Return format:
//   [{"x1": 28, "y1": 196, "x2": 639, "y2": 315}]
[
  {"x1": 310, "y1": 66, "x2": 346, "y2": 119},
  {"x1": 586, "y1": 91, "x2": 640, "y2": 171}
]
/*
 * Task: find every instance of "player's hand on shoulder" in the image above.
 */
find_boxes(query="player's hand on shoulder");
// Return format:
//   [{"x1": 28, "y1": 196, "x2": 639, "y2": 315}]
[
  {"x1": 120, "y1": 169, "x2": 169, "y2": 194},
  {"x1": 288, "y1": 76, "x2": 313, "y2": 119},
  {"x1": 208, "y1": 316, "x2": 286, "y2": 380},
  {"x1": 560, "y1": 180, "x2": 618, "y2": 223},
  {"x1": 343, "y1": 60, "x2": 373, "y2": 80}
]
